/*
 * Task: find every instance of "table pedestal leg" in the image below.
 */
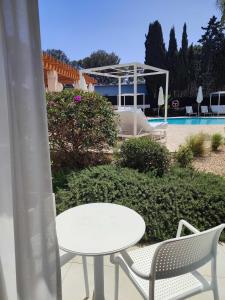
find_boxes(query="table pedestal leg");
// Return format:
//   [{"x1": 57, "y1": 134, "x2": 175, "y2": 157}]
[{"x1": 93, "y1": 255, "x2": 105, "y2": 300}]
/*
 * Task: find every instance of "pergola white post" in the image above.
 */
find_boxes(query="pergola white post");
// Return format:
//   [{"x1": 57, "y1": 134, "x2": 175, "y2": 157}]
[
  {"x1": 118, "y1": 77, "x2": 122, "y2": 108},
  {"x1": 165, "y1": 71, "x2": 169, "y2": 121},
  {"x1": 143, "y1": 93, "x2": 146, "y2": 112},
  {"x1": 133, "y1": 65, "x2": 137, "y2": 136},
  {"x1": 218, "y1": 92, "x2": 221, "y2": 106}
]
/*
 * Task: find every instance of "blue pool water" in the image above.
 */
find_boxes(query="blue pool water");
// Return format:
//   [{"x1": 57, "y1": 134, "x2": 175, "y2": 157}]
[{"x1": 148, "y1": 117, "x2": 225, "y2": 125}]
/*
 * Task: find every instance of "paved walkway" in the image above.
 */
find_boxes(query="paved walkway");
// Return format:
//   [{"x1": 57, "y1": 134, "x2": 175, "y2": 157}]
[
  {"x1": 166, "y1": 125, "x2": 225, "y2": 151},
  {"x1": 62, "y1": 244, "x2": 225, "y2": 300}
]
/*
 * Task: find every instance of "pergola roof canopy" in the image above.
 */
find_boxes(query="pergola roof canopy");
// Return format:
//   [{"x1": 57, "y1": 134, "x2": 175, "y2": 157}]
[
  {"x1": 43, "y1": 53, "x2": 96, "y2": 85},
  {"x1": 210, "y1": 91, "x2": 225, "y2": 96},
  {"x1": 81, "y1": 62, "x2": 168, "y2": 79}
]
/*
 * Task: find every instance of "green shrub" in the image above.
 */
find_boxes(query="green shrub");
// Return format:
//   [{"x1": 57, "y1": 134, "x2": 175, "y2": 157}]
[
  {"x1": 52, "y1": 169, "x2": 72, "y2": 192},
  {"x1": 211, "y1": 133, "x2": 224, "y2": 151},
  {"x1": 186, "y1": 133, "x2": 206, "y2": 157},
  {"x1": 175, "y1": 145, "x2": 193, "y2": 168},
  {"x1": 47, "y1": 89, "x2": 118, "y2": 169},
  {"x1": 119, "y1": 137, "x2": 170, "y2": 176},
  {"x1": 56, "y1": 165, "x2": 225, "y2": 242}
]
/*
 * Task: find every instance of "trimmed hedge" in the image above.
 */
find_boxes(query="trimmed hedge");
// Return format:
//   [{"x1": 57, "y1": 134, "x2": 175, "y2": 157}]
[
  {"x1": 56, "y1": 165, "x2": 225, "y2": 242},
  {"x1": 119, "y1": 137, "x2": 170, "y2": 176}
]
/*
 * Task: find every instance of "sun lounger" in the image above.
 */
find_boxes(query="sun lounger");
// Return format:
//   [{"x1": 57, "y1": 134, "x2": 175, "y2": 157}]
[
  {"x1": 116, "y1": 107, "x2": 167, "y2": 141},
  {"x1": 211, "y1": 105, "x2": 225, "y2": 115}
]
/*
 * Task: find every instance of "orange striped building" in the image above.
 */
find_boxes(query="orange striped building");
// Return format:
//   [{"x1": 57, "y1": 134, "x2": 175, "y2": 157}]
[{"x1": 42, "y1": 53, "x2": 95, "y2": 91}]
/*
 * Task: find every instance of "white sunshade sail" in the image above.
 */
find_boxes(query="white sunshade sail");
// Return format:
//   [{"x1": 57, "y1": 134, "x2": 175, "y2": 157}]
[
  {"x1": 196, "y1": 86, "x2": 203, "y2": 103},
  {"x1": 158, "y1": 86, "x2": 165, "y2": 116},
  {"x1": 79, "y1": 71, "x2": 88, "y2": 91},
  {"x1": 196, "y1": 86, "x2": 203, "y2": 115},
  {"x1": 158, "y1": 86, "x2": 165, "y2": 106},
  {"x1": 88, "y1": 83, "x2": 95, "y2": 92}
]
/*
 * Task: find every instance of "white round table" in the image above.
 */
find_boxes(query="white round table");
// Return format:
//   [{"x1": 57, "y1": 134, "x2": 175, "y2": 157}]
[{"x1": 56, "y1": 203, "x2": 145, "y2": 300}]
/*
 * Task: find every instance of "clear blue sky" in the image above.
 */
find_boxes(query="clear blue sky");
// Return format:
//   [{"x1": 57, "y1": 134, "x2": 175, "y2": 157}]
[{"x1": 39, "y1": 0, "x2": 220, "y2": 63}]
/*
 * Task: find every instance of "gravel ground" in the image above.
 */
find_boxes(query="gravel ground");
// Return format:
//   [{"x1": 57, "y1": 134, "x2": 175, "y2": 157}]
[
  {"x1": 193, "y1": 146, "x2": 225, "y2": 176},
  {"x1": 166, "y1": 124, "x2": 225, "y2": 151}
]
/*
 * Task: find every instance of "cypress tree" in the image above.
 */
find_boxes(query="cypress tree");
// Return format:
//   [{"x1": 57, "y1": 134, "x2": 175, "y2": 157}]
[
  {"x1": 145, "y1": 21, "x2": 166, "y2": 105},
  {"x1": 166, "y1": 27, "x2": 178, "y2": 95},
  {"x1": 187, "y1": 44, "x2": 197, "y2": 96},
  {"x1": 176, "y1": 23, "x2": 189, "y2": 96},
  {"x1": 181, "y1": 23, "x2": 188, "y2": 57}
]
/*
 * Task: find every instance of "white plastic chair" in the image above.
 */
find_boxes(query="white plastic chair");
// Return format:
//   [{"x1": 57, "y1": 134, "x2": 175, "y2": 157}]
[
  {"x1": 53, "y1": 194, "x2": 90, "y2": 298},
  {"x1": 186, "y1": 106, "x2": 197, "y2": 116},
  {"x1": 111, "y1": 220, "x2": 225, "y2": 300},
  {"x1": 201, "y1": 106, "x2": 212, "y2": 116}
]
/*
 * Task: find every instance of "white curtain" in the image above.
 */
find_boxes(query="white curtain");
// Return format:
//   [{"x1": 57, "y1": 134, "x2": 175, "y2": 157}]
[{"x1": 0, "y1": 1, "x2": 61, "y2": 300}]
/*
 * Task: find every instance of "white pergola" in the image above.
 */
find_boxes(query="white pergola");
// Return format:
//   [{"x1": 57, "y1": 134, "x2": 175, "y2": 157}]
[
  {"x1": 81, "y1": 63, "x2": 169, "y2": 136},
  {"x1": 119, "y1": 93, "x2": 149, "y2": 111},
  {"x1": 210, "y1": 91, "x2": 225, "y2": 106}
]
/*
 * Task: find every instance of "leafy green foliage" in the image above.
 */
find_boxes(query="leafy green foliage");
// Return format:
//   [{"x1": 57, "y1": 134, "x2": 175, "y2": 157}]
[
  {"x1": 217, "y1": 0, "x2": 225, "y2": 24},
  {"x1": 119, "y1": 137, "x2": 170, "y2": 176},
  {"x1": 186, "y1": 133, "x2": 206, "y2": 157},
  {"x1": 76, "y1": 50, "x2": 120, "y2": 69},
  {"x1": 52, "y1": 169, "x2": 72, "y2": 192},
  {"x1": 47, "y1": 89, "x2": 118, "y2": 169},
  {"x1": 199, "y1": 16, "x2": 225, "y2": 93},
  {"x1": 166, "y1": 27, "x2": 178, "y2": 95},
  {"x1": 145, "y1": 20, "x2": 167, "y2": 102},
  {"x1": 144, "y1": 17, "x2": 225, "y2": 101},
  {"x1": 75, "y1": 50, "x2": 120, "y2": 84},
  {"x1": 56, "y1": 165, "x2": 225, "y2": 242},
  {"x1": 44, "y1": 49, "x2": 70, "y2": 63},
  {"x1": 211, "y1": 133, "x2": 224, "y2": 151},
  {"x1": 175, "y1": 145, "x2": 193, "y2": 168}
]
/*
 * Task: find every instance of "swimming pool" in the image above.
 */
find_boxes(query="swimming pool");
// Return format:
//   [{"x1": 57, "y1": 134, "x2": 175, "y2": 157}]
[{"x1": 148, "y1": 117, "x2": 225, "y2": 125}]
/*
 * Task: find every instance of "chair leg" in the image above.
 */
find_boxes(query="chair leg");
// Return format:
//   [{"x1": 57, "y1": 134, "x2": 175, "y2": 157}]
[
  {"x1": 213, "y1": 286, "x2": 220, "y2": 300},
  {"x1": 211, "y1": 256, "x2": 220, "y2": 300},
  {"x1": 82, "y1": 256, "x2": 90, "y2": 298},
  {"x1": 114, "y1": 264, "x2": 119, "y2": 300}
]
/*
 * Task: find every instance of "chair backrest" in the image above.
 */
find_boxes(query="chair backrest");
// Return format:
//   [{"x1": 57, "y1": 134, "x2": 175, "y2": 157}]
[
  {"x1": 151, "y1": 224, "x2": 224, "y2": 281},
  {"x1": 201, "y1": 106, "x2": 208, "y2": 113},
  {"x1": 211, "y1": 105, "x2": 219, "y2": 113},
  {"x1": 218, "y1": 105, "x2": 225, "y2": 114},
  {"x1": 186, "y1": 106, "x2": 193, "y2": 114}
]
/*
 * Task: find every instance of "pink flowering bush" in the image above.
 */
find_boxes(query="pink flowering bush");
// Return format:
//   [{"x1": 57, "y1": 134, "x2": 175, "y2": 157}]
[
  {"x1": 47, "y1": 89, "x2": 118, "y2": 169},
  {"x1": 74, "y1": 95, "x2": 81, "y2": 102}
]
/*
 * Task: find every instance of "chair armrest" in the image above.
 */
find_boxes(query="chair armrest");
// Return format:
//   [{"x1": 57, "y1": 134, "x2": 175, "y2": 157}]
[
  {"x1": 176, "y1": 220, "x2": 200, "y2": 238},
  {"x1": 111, "y1": 251, "x2": 151, "y2": 280},
  {"x1": 60, "y1": 250, "x2": 76, "y2": 267}
]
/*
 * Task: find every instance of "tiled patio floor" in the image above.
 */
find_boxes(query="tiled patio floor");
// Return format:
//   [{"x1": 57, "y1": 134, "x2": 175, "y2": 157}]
[{"x1": 62, "y1": 244, "x2": 225, "y2": 300}]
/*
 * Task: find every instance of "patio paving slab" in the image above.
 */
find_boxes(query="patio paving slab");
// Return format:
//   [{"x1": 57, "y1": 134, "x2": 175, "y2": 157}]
[{"x1": 62, "y1": 244, "x2": 225, "y2": 300}]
